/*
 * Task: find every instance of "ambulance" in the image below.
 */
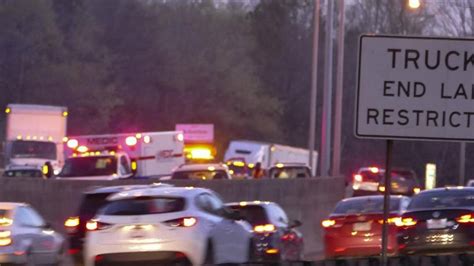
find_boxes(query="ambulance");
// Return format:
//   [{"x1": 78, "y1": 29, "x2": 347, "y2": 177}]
[{"x1": 58, "y1": 131, "x2": 184, "y2": 180}]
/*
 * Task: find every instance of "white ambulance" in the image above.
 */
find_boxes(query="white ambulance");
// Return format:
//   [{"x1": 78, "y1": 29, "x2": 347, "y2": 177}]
[{"x1": 58, "y1": 131, "x2": 184, "y2": 180}]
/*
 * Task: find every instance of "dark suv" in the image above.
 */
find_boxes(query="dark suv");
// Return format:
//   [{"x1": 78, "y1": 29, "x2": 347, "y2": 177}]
[{"x1": 64, "y1": 185, "x2": 150, "y2": 262}]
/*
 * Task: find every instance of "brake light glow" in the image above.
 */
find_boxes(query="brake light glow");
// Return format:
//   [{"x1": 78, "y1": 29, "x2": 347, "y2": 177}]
[
  {"x1": 0, "y1": 231, "x2": 11, "y2": 238},
  {"x1": 379, "y1": 186, "x2": 386, "y2": 192},
  {"x1": 164, "y1": 217, "x2": 197, "y2": 227},
  {"x1": 0, "y1": 238, "x2": 11, "y2": 246},
  {"x1": 321, "y1": 219, "x2": 336, "y2": 228},
  {"x1": 254, "y1": 224, "x2": 276, "y2": 233},
  {"x1": 64, "y1": 217, "x2": 80, "y2": 228},
  {"x1": 0, "y1": 217, "x2": 12, "y2": 226},
  {"x1": 369, "y1": 167, "x2": 379, "y2": 173},
  {"x1": 413, "y1": 187, "x2": 421, "y2": 194},
  {"x1": 125, "y1": 136, "x2": 138, "y2": 146},
  {"x1": 378, "y1": 217, "x2": 401, "y2": 225},
  {"x1": 395, "y1": 217, "x2": 417, "y2": 227},
  {"x1": 5, "y1": 107, "x2": 11, "y2": 114},
  {"x1": 232, "y1": 161, "x2": 245, "y2": 167},
  {"x1": 456, "y1": 214, "x2": 474, "y2": 223},
  {"x1": 354, "y1": 174, "x2": 363, "y2": 182},
  {"x1": 86, "y1": 220, "x2": 98, "y2": 231},
  {"x1": 67, "y1": 139, "x2": 79, "y2": 149}
]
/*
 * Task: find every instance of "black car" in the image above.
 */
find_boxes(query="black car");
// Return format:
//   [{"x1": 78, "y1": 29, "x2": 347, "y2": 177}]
[
  {"x1": 226, "y1": 201, "x2": 304, "y2": 263},
  {"x1": 64, "y1": 185, "x2": 150, "y2": 262},
  {"x1": 397, "y1": 187, "x2": 474, "y2": 265}
]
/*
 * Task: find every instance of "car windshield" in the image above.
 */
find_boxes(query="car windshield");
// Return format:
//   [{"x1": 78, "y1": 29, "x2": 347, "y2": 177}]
[
  {"x1": 59, "y1": 156, "x2": 117, "y2": 177},
  {"x1": 333, "y1": 197, "x2": 401, "y2": 215},
  {"x1": 171, "y1": 170, "x2": 227, "y2": 180},
  {"x1": 10, "y1": 140, "x2": 56, "y2": 160},
  {"x1": 3, "y1": 170, "x2": 43, "y2": 178},
  {"x1": 408, "y1": 190, "x2": 474, "y2": 210},
  {"x1": 79, "y1": 193, "x2": 113, "y2": 217},
  {"x1": 228, "y1": 205, "x2": 268, "y2": 225},
  {"x1": 101, "y1": 197, "x2": 185, "y2": 216},
  {"x1": 269, "y1": 167, "x2": 310, "y2": 179}
]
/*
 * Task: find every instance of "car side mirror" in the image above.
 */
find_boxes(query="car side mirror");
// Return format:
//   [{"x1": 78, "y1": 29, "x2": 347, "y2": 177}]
[
  {"x1": 43, "y1": 222, "x2": 53, "y2": 229},
  {"x1": 289, "y1": 219, "x2": 302, "y2": 228},
  {"x1": 224, "y1": 208, "x2": 243, "y2": 221}
]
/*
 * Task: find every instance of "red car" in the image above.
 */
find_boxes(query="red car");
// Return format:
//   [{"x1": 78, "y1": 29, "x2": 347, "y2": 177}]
[{"x1": 322, "y1": 195, "x2": 410, "y2": 260}]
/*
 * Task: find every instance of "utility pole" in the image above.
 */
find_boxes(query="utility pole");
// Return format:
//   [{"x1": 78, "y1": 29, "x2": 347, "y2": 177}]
[
  {"x1": 308, "y1": 0, "x2": 320, "y2": 177},
  {"x1": 320, "y1": 0, "x2": 334, "y2": 176},
  {"x1": 460, "y1": 142, "x2": 466, "y2": 185},
  {"x1": 332, "y1": 0, "x2": 345, "y2": 176}
]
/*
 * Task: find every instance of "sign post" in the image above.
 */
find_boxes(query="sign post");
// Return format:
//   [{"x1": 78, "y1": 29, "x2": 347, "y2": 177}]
[{"x1": 356, "y1": 35, "x2": 474, "y2": 265}]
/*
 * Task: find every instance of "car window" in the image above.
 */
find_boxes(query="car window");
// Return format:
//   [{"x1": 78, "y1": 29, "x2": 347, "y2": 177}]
[
  {"x1": 400, "y1": 198, "x2": 411, "y2": 211},
  {"x1": 269, "y1": 167, "x2": 310, "y2": 179},
  {"x1": 16, "y1": 207, "x2": 45, "y2": 227},
  {"x1": 172, "y1": 170, "x2": 228, "y2": 180},
  {"x1": 333, "y1": 197, "x2": 401, "y2": 215},
  {"x1": 408, "y1": 190, "x2": 474, "y2": 210},
  {"x1": 119, "y1": 156, "x2": 132, "y2": 176},
  {"x1": 228, "y1": 205, "x2": 268, "y2": 225},
  {"x1": 195, "y1": 193, "x2": 224, "y2": 216},
  {"x1": 79, "y1": 193, "x2": 112, "y2": 217},
  {"x1": 101, "y1": 197, "x2": 185, "y2": 216}
]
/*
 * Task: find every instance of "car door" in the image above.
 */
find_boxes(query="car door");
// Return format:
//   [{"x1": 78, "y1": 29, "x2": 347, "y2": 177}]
[
  {"x1": 17, "y1": 207, "x2": 57, "y2": 264},
  {"x1": 196, "y1": 193, "x2": 250, "y2": 263}
]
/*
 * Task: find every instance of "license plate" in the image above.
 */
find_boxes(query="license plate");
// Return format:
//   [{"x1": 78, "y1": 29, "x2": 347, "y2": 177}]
[
  {"x1": 353, "y1": 222, "x2": 371, "y2": 231},
  {"x1": 360, "y1": 183, "x2": 378, "y2": 191},
  {"x1": 129, "y1": 228, "x2": 145, "y2": 239},
  {"x1": 427, "y1": 219, "x2": 447, "y2": 229}
]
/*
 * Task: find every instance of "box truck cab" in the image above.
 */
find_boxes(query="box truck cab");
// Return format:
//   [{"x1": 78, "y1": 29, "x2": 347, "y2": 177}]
[
  {"x1": 62, "y1": 131, "x2": 185, "y2": 179},
  {"x1": 224, "y1": 140, "x2": 318, "y2": 177},
  {"x1": 4, "y1": 104, "x2": 67, "y2": 174}
]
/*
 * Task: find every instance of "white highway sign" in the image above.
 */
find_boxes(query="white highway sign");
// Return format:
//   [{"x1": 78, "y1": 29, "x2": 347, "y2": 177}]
[{"x1": 356, "y1": 35, "x2": 474, "y2": 141}]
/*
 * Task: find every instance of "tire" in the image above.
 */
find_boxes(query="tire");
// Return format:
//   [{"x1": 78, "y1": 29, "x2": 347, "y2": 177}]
[{"x1": 203, "y1": 240, "x2": 214, "y2": 266}]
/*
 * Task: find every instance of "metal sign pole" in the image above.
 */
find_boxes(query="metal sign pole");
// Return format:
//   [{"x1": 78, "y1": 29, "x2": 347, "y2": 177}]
[{"x1": 381, "y1": 139, "x2": 393, "y2": 266}]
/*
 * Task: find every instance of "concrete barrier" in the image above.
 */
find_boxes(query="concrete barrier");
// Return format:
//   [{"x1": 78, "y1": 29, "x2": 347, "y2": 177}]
[{"x1": 0, "y1": 177, "x2": 345, "y2": 258}]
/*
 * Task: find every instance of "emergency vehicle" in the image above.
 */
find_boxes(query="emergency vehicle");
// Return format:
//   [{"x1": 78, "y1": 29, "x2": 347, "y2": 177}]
[{"x1": 60, "y1": 131, "x2": 185, "y2": 179}]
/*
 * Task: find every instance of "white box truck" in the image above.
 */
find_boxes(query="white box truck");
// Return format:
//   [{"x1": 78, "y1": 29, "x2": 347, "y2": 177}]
[
  {"x1": 4, "y1": 104, "x2": 67, "y2": 174},
  {"x1": 224, "y1": 140, "x2": 318, "y2": 176}
]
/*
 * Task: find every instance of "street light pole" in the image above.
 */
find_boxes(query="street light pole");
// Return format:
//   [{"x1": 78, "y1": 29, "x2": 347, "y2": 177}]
[
  {"x1": 332, "y1": 0, "x2": 345, "y2": 177},
  {"x1": 308, "y1": 0, "x2": 320, "y2": 176},
  {"x1": 320, "y1": 0, "x2": 335, "y2": 176}
]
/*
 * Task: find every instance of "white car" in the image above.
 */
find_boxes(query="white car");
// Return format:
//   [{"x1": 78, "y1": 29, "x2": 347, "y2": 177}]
[
  {"x1": 0, "y1": 202, "x2": 66, "y2": 265},
  {"x1": 467, "y1": 179, "x2": 474, "y2": 187},
  {"x1": 84, "y1": 186, "x2": 253, "y2": 266}
]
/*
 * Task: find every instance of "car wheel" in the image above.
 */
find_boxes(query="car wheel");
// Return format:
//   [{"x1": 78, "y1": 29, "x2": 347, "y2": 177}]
[{"x1": 203, "y1": 240, "x2": 214, "y2": 266}]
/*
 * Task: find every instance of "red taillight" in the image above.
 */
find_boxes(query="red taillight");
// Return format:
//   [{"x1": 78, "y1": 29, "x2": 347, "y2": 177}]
[
  {"x1": 456, "y1": 213, "x2": 474, "y2": 224},
  {"x1": 163, "y1": 217, "x2": 197, "y2": 227},
  {"x1": 321, "y1": 219, "x2": 337, "y2": 228},
  {"x1": 125, "y1": 136, "x2": 138, "y2": 146},
  {"x1": 377, "y1": 217, "x2": 402, "y2": 225},
  {"x1": 67, "y1": 139, "x2": 79, "y2": 149},
  {"x1": 254, "y1": 224, "x2": 276, "y2": 233},
  {"x1": 86, "y1": 220, "x2": 112, "y2": 231},
  {"x1": 395, "y1": 217, "x2": 417, "y2": 227},
  {"x1": 354, "y1": 174, "x2": 363, "y2": 182},
  {"x1": 64, "y1": 217, "x2": 80, "y2": 233}
]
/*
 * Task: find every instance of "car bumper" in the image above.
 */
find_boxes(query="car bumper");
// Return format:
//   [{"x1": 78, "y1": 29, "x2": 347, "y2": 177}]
[
  {"x1": 85, "y1": 239, "x2": 205, "y2": 266},
  {"x1": 398, "y1": 230, "x2": 474, "y2": 255},
  {"x1": 0, "y1": 247, "x2": 27, "y2": 264},
  {"x1": 325, "y1": 235, "x2": 398, "y2": 259},
  {"x1": 93, "y1": 251, "x2": 190, "y2": 266}
]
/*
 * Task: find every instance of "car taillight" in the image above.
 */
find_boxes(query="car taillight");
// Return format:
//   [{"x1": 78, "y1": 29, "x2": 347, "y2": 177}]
[
  {"x1": 67, "y1": 139, "x2": 79, "y2": 149},
  {"x1": 125, "y1": 136, "x2": 138, "y2": 146},
  {"x1": 321, "y1": 219, "x2": 338, "y2": 228},
  {"x1": 0, "y1": 230, "x2": 12, "y2": 246},
  {"x1": 456, "y1": 213, "x2": 474, "y2": 224},
  {"x1": 395, "y1": 217, "x2": 417, "y2": 227},
  {"x1": 254, "y1": 224, "x2": 276, "y2": 233},
  {"x1": 378, "y1": 217, "x2": 401, "y2": 225},
  {"x1": 163, "y1": 217, "x2": 197, "y2": 227},
  {"x1": 86, "y1": 220, "x2": 112, "y2": 231},
  {"x1": 354, "y1": 174, "x2": 363, "y2": 182},
  {"x1": 64, "y1": 216, "x2": 80, "y2": 233}
]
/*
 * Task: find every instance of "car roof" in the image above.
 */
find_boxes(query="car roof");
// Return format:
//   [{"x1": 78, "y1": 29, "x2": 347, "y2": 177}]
[
  {"x1": 0, "y1": 202, "x2": 28, "y2": 210},
  {"x1": 226, "y1": 201, "x2": 275, "y2": 208},
  {"x1": 84, "y1": 184, "x2": 158, "y2": 194},
  {"x1": 107, "y1": 186, "x2": 213, "y2": 201},
  {"x1": 338, "y1": 195, "x2": 408, "y2": 203},
  {"x1": 174, "y1": 163, "x2": 228, "y2": 172},
  {"x1": 416, "y1": 187, "x2": 474, "y2": 195}
]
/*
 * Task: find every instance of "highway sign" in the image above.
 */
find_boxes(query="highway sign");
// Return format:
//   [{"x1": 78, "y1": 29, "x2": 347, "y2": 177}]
[{"x1": 356, "y1": 35, "x2": 474, "y2": 141}]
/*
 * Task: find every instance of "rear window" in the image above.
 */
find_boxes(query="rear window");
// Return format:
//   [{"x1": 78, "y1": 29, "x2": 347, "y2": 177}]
[
  {"x1": 79, "y1": 193, "x2": 112, "y2": 216},
  {"x1": 408, "y1": 190, "x2": 474, "y2": 210},
  {"x1": 269, "y1": 167, "x2": 310, "y2": 179},
  {"x1": 359, "y1": 171, "x2": 383, "y2": 182},
  {"x1": 3, "y1": 170, "x2": 43, "y2": 178},
  {"x1": 171, "y1": 170, "x2": 228, "y2": 180},
  {"x1": 228, "y1": 205, "x2": 268, "y2": 225},
  {"x1": 101, "y1": 197, "x2": 185, "y2": 216},
  {"x1": 334, "y1": 198, "x2": 401, "y2": 215}
]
